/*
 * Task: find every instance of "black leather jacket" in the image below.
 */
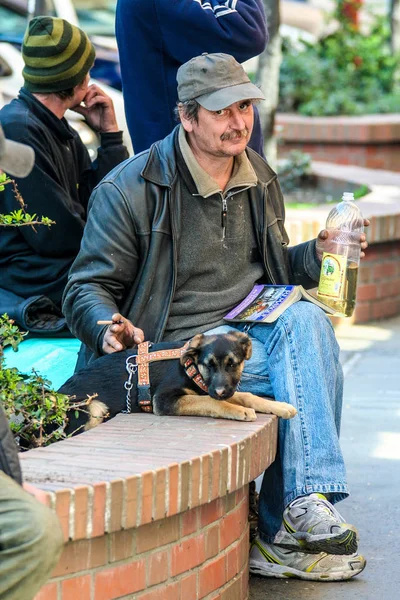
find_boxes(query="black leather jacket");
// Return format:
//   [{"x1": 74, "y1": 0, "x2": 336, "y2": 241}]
[
  {"x1": 0, "y1": 404, "x2": 22, "y2": 484},
  {"x1": 63, "y1": 127, "x2": 320, "y2": 360}
]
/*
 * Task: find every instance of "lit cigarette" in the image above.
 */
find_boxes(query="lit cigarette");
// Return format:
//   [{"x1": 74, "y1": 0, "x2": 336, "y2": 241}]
[{"x1": 97, "y1": 320, "x2": 114, "y2": 325}]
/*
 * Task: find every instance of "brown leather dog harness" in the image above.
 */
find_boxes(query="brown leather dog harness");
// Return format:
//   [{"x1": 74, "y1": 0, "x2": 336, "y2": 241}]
[{"x1": 123, "y1": 340, "x2": 208, "y2": 414}]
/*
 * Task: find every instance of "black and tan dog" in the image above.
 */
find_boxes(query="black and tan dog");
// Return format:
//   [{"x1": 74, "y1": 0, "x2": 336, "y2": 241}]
[{"x1": 59, "y1": 331, "x2": 297, "y2": 435}]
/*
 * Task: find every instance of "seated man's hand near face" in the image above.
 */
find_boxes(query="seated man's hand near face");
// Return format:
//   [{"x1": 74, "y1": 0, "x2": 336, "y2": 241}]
[{"x1": 71, "y1": 84, "x2": 119, "y2": 133}]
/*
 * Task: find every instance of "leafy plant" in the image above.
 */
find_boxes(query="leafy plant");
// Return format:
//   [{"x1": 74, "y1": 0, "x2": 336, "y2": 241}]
[
  {"x1": 0, "y1": 177, "x2": 92, "y2": 449},
  {"x1": 0, "y1": 314, "x2": 96, "y2": 449},
  {"x1": 279, "y1": 13, "x2": 400, "y2": 116},
  {"x1": 0, "y1": 174, "x2": 55, "y2": 228},
  {"x1": 278, "y1": 150, "x2": 313, "y2": 193}
]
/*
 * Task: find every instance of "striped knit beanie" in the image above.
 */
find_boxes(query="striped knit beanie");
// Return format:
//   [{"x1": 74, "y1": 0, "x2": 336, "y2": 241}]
[{"x1": 22, "y1": 17, "x2": 95, "y2": 93}]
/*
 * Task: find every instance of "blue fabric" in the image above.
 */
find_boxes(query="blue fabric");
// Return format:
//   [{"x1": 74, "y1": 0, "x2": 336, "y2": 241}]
[
  {"x1": 116, "y1": 0, "x2": 267, "y2": 154},
  {"x1": 3, "y1": 338, "x2": 80, "y2": 390},
  {"x1": 205, "y1": 301, "x2": 348, "y2": 541}
]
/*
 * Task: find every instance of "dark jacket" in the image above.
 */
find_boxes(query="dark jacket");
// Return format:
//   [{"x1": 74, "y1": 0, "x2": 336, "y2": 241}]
[
  {"x1": 116, "y1": 0, "x2": 267, "y2": 155},
  {"x1": 63, "y1": 126, "x2": 320, "y2": 361},
  {"x1": 0, "y1": 88, "x2": 129, "y2": 311},
  {"x1": 0, "y1": 404, "x2": 22, "y2": 485}
]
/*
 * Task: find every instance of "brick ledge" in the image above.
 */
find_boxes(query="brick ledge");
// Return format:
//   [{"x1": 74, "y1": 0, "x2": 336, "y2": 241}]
[
  {"x1": 285, "y1": 162, "x2": 400, "y2": 246},
  {"x1": 276, "y1": 112, "x2": 400, "y2": 143},
  {"x1": 21, "y1": 413, "x2": 277, "y2": 542}
]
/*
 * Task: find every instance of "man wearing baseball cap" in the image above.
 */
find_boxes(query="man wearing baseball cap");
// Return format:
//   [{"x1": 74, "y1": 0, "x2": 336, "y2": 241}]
[
  {"x1": 0, "y1": 16, "x2": 128, "y2": 331},
  {"x1": 63, "y1": 53, "x2": 367, "y2": 582}
]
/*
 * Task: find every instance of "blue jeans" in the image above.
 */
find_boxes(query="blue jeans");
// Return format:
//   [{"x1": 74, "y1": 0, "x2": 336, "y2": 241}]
[{"x1": 205, "y1": 301, "x2": 348, "y2": 542}]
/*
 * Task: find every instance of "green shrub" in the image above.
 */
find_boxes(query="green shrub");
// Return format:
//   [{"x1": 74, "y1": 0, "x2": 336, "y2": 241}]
[
  {"x1": 279, "y1": 15, "x2": 400, "y2": 116},
  {"x1": 278, "y1": 150, "x2": 312, "y2": 193},
  {"x1": 0, "y1": 314, "x2": 94, "y2": 449},
  {"x1": 0, "y1": 176, "x2": 91, "y2": 449}
]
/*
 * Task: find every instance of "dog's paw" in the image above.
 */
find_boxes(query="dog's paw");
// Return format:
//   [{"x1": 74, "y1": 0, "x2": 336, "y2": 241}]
[
  {"x1": 239, "y1": 407, "x2": 257, "y2": 421},
  {"x1": 274, "y1": 402, "x2": 297, "y2": 419}
]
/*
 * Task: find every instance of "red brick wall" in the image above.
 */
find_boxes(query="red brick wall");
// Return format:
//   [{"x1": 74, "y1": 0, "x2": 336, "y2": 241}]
[
  {"x1": 34, "y1": 487, "x2": 250, "y2": 600},
  {"x1": 280, "y1": 142, "x2": 400, "y2": 172},
  {"x1": 286, "y1": 200, "x2": 400, "y2": 323},
  {"x1": 24, "y1": 415, "x2": 279, "y2": 600},
  {"x1": 354, "y1": 241, "x2": 400, "y2": 323},
  {"x1": 276, "y1": 113, "x2": 400, "y2": 171}
]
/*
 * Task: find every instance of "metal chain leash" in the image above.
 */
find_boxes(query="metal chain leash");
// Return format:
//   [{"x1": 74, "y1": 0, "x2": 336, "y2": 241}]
[{"x1": 123, "y1": 356, "x2": 137, "y2": 414}]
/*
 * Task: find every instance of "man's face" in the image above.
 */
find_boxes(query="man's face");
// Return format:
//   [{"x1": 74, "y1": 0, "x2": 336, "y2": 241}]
[{"x1": 182, "y1": 100, "x2": 254, "y2": 159}]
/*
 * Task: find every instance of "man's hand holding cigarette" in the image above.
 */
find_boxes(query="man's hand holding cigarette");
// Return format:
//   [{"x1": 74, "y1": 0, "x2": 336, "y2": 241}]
[{"x1": 98, "y1": 313, "x2": 145, "y2": 354}]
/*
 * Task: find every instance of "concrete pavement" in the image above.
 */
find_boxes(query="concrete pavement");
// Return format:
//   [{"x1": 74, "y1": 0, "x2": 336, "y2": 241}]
[{"x1": 250, "y1": 315, "x2": 400, "y2": 599}]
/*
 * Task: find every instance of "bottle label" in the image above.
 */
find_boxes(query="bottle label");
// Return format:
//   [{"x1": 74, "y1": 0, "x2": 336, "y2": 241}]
[{"x1": 318, "y1": 252, "x2": 347, "y2": 299}]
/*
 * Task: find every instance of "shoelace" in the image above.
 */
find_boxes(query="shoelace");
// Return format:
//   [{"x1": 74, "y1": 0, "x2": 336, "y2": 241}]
[{"x1": 290, "y1": 495, "x2": 345, "y2": 527}]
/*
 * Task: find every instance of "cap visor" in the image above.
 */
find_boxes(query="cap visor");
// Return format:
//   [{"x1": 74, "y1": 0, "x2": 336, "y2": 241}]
[
  {"x1": 196, "y1": 82, "x2": 265, "y2": 111},
  {"x1": 0, "y1": 139, "x2": 35, "y2": 178}
]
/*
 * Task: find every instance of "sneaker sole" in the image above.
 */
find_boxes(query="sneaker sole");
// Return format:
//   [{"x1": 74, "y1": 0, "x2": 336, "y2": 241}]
[
  {"x1": 280, "y1": 528, "x2": 359, "y2": 555},
  {"x1": 249, "y1": 556, "x2": 366, "y2": 581}
]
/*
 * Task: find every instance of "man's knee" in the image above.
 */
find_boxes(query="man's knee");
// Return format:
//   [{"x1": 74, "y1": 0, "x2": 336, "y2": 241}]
[
  {"x1": 282, "y1": 301, "x2": 334, "y2": 333},
  {"x1": 25, "y1": 499, "x2": 64, "y2": 569},
  {"x1": 0, "y1": 478, "x2": 64, "y2": 599},
  {"x1": 5, "y1": 486, "x2": 60, "y2": 547},
  {"x1": 278, "y1": 301, "x2": 340, "y2": 359}
]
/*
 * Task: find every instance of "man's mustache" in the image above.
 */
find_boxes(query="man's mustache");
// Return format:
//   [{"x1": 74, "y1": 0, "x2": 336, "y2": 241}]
[{"x1": 220, "y1": 128, "x2": 250, "y2": 141}]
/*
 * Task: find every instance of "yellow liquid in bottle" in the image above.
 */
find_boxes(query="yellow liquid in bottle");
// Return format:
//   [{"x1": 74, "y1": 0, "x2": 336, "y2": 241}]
[{"x1": 318, "y1": 262, "x2": 359, "y2": 317}]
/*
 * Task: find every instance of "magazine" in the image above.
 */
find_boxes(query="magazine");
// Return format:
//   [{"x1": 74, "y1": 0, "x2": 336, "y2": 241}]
[{"x1": 224, "y1": 284, "x2": 336, "y2": 324}]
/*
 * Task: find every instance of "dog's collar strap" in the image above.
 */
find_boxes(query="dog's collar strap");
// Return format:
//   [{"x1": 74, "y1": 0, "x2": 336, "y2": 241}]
[
  {"x1": 183, "y1": 358, "x2": 209, "y2": 393},
  {"x1": 135, "y1": 340, "x2": 192, "y2": 413}
]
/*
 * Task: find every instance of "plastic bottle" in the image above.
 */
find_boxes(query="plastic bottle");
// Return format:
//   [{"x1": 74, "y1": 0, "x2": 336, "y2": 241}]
[{"x1": 317, "y1": 192, "x2": 364, "y2": 317}]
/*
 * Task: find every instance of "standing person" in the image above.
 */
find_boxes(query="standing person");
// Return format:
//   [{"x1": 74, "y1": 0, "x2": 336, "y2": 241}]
[
  {"x1": 0, "y1": 129, "x2": 64, "y2": 600},
  {"x1": 116, "y1": 0, "x2": 267, "y2": 155},
  {"x1": 62, "y1": 53, "x2": 369, "y2": 581},
  {"x1": 0, "y1": 16, "x2": 129, "y2": 332}
]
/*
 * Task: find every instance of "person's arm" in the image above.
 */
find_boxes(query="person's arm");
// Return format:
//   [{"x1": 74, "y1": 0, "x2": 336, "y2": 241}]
[
  {"x1": 265, "y1": 177, "x2": 321, "y2": 289},
  {"x1": 116, "y1": 0, "x2": 267, "y2": 63},
  {"x1": 288, "y1": 221, "x2": 370, "y2": 289},
  {"x1": 75, "y1": 130, "x2": 129, "y2": 210},
  {"x1": 92, "y1": 131, "x2": 129, "y2": 183},
  {"x1": 71, "y1": 83, "x2": 129, "y2": 193},
  {"x1": 62, "y1": 181, "x2": 141, "y2": 354},
  {"x1": 288, "y1": 240, "x2": 322, "y2": 289},
  {"x1": 156, "y1": 0, "x2": 268, "y2": 63}
]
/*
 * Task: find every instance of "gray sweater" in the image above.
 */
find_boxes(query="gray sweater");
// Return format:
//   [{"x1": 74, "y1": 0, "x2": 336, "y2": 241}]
[{"x1": 163, "y1": 128, "x2": 264, "y2": 341}]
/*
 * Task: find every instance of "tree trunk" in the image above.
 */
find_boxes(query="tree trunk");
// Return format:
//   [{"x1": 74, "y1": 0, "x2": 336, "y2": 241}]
[
  {"x1": 257, "y1": 0, "x2": 281, "y2": 167},
  {"x1": 390, "y1": 0, "x2": 400, "y2": 54}
]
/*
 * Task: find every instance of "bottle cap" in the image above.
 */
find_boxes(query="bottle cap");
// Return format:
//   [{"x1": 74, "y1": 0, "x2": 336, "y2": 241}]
[{"x1": 342, "y1": 192, "x2": 354, "y2": 201}]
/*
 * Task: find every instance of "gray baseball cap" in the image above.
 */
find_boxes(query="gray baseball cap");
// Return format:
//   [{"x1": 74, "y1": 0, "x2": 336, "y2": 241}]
[
  {"x1": 177, "y1": 53, "x2": 265, "y2": 111},
  {"x1": 0, "y1": 123, "x2": 35, "y2": 177}
]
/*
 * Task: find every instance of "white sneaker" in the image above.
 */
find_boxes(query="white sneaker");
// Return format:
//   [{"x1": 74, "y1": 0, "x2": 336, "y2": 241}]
[
  {"x1": 276, "y1": 493, "x2": 359, "y2": 555},
  {"x1": 249, "y1": 536, "x2": 366, "y2": 581}
]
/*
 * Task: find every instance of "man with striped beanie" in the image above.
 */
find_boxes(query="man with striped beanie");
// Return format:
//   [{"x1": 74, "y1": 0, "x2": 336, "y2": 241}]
[{"x1": 0, "y1": 16, "x2": 129, "y2": 333}]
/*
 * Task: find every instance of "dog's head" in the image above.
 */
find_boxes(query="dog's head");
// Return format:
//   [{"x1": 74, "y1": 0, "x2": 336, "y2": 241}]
[{"x1": 180, "y1": 331, "x2": 252, "y2": 400}]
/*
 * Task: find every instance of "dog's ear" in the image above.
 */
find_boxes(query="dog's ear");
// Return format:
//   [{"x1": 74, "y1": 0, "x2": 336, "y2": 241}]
[
  {"x1": 230, "y1": 331, "x2": 252, "y2": 360},
  {"x1": 180, "y1": 334, "x2": 204, "y2": 366}
]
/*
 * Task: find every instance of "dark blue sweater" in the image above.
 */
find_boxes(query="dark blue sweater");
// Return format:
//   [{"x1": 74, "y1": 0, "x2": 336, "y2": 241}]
[{"x1": 116, "y1": 0, "x2": 267, "y2": 154}]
